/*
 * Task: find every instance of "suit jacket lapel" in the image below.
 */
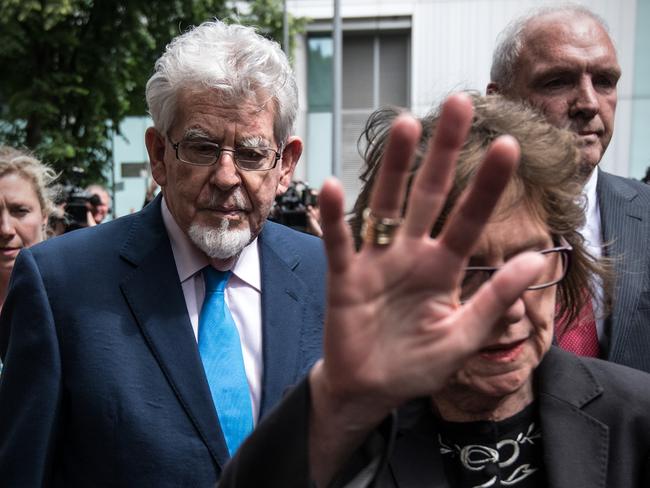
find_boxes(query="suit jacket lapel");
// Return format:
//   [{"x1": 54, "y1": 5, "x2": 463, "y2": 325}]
[
  {"x1": 119, "y1": 197, "x2": 230, "y2": 470},
  {"x1": 258, "y1": 223, "x2": 314, "y2": 417},
  {"x1": 597, "y1": 170, "x2": 648, "y2": 357},
  {"x1": 537, "y1": 348, "x2": 609, "y2": 488}
]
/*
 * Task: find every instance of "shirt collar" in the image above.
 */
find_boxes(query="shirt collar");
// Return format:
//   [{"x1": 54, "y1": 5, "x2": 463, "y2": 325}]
[
  {"x1": 577, "y1": 168, "x2": 602, "y2": 257},
  {"x1": 161, "y1": 196, "x2": 261, "y2": 291},
  {"x1": 582, "y1": 168, "x2": 599, "y2": 215},
  {"x1": 231, "y1": 232, "x2": 261, "y2": 292}
]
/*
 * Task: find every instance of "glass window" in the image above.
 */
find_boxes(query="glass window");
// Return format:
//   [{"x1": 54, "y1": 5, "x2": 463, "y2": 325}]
[
  {"x1": 342, "y1": 34, "x2": 374, "y2": 109},
  {"x1": 307, "y1": 37, "x2": 333, "y2": 112},
  {"x1": 379, "y1": 34, "x2": 409, "y2": 107},
  {"x1": 306, "y1": 29, "x2": 410, "y2": 208}
]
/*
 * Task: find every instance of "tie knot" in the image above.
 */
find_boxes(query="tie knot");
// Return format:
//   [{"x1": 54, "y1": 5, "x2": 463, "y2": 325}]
[{"x1": 203, "y1": 266, "x2": 231, "y2": 293}]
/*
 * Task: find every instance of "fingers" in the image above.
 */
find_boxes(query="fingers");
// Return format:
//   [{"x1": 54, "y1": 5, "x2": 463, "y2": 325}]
[
  {"x1": 454, "y1": 252, "x2": 546, "y2": 351},
  {"x1": 403, "y1": 93, "x2": 474, "y2": 238},
  {"x1": 438, "y1": 135, "x2": 520, "y2": 258},
  {"x1": 368, "y1": 115, "x2": 421, "y2": 219},
  {"x1": 319, "y1": 178, "x2": 354, "y2": 274}
]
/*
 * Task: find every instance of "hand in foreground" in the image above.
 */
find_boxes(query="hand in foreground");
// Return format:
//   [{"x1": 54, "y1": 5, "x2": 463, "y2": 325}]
[{"x1": 309, "y1": 94, "x2": 546, "y2": 485}]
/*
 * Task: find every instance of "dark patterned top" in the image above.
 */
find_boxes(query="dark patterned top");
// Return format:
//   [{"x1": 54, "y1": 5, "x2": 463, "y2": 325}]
[{"x1": 437, "y1": 403, "x2": 547, "y2": 488}]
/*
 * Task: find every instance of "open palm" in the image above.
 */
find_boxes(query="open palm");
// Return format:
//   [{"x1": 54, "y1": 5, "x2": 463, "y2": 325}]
[{"x1": 315, "y1": 94, "x2": 546, "y2": 417}]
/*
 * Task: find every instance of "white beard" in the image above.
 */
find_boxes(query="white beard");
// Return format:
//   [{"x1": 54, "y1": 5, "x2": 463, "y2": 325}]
[{"x1": 188, "y1": 219, "x2": 252, "y2": 259}]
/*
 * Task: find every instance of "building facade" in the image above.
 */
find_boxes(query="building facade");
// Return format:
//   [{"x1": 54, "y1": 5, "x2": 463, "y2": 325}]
[{"x1": 113, "y1": 0, "x2": 649, "y2": 216}]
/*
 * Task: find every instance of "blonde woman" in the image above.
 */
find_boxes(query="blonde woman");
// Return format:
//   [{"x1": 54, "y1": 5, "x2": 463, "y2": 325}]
[{"x1": 0, "y1": 146, "x2": 56, "y2": 310}]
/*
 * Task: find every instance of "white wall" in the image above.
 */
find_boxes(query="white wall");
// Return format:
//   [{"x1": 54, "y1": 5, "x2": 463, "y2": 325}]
[
  {"x1": 112, "y1": 116, "x2": 154, "y2": 218},
  {"x1": 288, "y1": 0, "x2": 638, "y2": 177}
]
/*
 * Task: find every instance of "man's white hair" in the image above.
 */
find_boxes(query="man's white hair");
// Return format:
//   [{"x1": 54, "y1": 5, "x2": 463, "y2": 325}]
[{"x1": 146, "y1": 20, "x2": 298, "y2": 145}]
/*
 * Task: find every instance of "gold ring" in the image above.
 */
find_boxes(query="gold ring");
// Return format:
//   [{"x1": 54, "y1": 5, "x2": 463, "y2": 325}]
[{"x1": 361, "y1": 208, "x2": 403, "y2": 246}]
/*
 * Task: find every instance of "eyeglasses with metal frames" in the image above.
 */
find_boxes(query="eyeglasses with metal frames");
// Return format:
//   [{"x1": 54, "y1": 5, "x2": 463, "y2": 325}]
[
  {"x1": 460, "y1": 242, "x2": 572, "y2": 302},
  {"x1": 168, "y1": 136, "x2": 283, "y2": 171}
]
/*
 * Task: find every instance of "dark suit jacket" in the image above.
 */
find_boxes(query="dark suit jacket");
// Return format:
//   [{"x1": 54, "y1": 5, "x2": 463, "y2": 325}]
[
  {"x1": 221, "y1": 347, "x2": 650, "y2": 488},
  {"x1": 0, "y1": 196, "x2": 325, "y2": 487},
  {"x1": 597, "y1": 170, "x2": 650, "y2": 372}
]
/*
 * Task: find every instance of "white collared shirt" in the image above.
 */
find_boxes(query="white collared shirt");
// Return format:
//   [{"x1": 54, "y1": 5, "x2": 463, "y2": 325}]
[
  {"x1": 577, "y1": 169, "x2": 605, "y2": 341},
  {"x1": 161, "y1": 198, "x2": 263, "y2": 423}
]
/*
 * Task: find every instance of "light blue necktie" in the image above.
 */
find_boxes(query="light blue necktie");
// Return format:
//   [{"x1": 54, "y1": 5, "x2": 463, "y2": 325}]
[{"x1": 198, "y1": 267, "x2": 253, "y2": 456}]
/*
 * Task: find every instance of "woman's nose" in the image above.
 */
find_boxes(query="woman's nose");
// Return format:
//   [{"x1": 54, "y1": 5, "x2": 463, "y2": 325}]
[{"x1": 501, "y1": 296, "x2": 527, "y2": 324}]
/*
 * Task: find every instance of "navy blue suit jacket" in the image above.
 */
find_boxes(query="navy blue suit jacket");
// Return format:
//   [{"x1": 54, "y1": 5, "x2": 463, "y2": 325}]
[{"x1": 0, "y1": 196, "x2": 325, "y2": 487}]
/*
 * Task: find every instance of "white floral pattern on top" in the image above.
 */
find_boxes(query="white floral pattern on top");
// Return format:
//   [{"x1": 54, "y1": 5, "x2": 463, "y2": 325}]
[{"x1": 439, "y1": 422, "x2": 542, "y2": 488}]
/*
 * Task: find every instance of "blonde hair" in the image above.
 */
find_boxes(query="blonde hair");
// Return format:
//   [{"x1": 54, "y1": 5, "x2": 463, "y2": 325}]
[{"x1": 0, "y1": 146, "x2": 58, "y2": 217}]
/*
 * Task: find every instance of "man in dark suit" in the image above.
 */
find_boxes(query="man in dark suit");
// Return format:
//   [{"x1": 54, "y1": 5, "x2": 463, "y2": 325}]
[
  {"x1": 487, "y1": 5, "x2": 650, "y2": 371},
  {"x1": 0, "y1": 20, "x2": 324, "y2": 486}
]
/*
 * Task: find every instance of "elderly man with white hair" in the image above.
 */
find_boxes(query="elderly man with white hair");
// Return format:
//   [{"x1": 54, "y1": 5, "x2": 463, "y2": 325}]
[{"x1": 0, "y1": 20, "x2": 325, "y2": 486}]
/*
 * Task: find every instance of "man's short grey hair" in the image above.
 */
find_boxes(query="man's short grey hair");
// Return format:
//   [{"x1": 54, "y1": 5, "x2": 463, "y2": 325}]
[
  {"x1": 146, "y1": 20, "x2": 298, "y2": 145},
  {"x1": 490, "y1": 4, "x2": 612, "y2": 93},
  {"x1": 86, "y1": 184, "x2": 110, "y2": 200}
]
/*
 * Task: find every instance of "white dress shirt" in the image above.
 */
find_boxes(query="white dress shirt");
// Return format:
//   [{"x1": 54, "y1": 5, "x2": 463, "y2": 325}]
[
  {"x1": 161, "y1": 198, "x2": 263, "y2": 423},
  {"x1": 577, "y1": 169, "x2": 605, "y2": 341}
]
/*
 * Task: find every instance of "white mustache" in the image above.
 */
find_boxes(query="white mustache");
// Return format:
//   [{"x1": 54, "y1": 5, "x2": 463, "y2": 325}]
[{"x1": 204, "y1": 190, "x2": 247, "y2": 210}]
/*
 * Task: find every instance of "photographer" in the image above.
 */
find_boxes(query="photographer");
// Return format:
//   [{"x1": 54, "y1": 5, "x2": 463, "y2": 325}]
[
  {"x1": 306, "y1": 202, "x2": 322, "y2": 237},
  {"x1": 85, "y1": 184, "x2": 111, "y2": 224},
  {"x1": 270, "y1": 180, "x2": 322, "y2": 237},
  {"x1": 49, "y1": 182, "x2": 109, "y2": 235}
]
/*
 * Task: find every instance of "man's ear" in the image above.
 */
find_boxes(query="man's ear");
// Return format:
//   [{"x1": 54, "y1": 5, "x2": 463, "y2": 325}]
[
  {"x1": 276, "y1": 136, "x2": 303, "y2": 195},
  {"x1": 486, "y1": 82, "x2": 501, "y2": 95},
  {"x1": 145, "y1": 127, "x2": 168, "y2": 187}
]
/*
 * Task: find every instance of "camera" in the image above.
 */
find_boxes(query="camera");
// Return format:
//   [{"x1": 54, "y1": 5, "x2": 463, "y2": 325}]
[
  {"x1": 51, "y1": 185, "x2": 102, "y2": 233},
  {"x1": 50, "y1": 168, "x2": 102, "y2": 233},
  {"x1": 269, "y1": 181, "x2": 318, "y2": 233},
  {"x1": 63, "y1": 187, "x2": 101, "y2": 229}
]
